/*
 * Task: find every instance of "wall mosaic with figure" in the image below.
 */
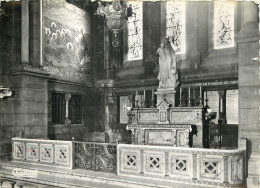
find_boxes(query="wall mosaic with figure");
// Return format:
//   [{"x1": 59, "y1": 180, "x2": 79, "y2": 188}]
[{"x1": 43, "y1": 0, "x2": 91, "y2": 83}]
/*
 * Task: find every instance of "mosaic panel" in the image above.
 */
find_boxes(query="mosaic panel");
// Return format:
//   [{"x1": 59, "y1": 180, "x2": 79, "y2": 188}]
[{"x1": 43, "y1": 0, "x2": 91, "y2": 83}]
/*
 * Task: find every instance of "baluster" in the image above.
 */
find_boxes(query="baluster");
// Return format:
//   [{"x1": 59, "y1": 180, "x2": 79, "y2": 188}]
[
  {"x1": 192, "y1": 154, "x2": 197, "y2": 180},
  {"x1": 140, "y1": 149, "x2": 144, "y2": 174},
  {"x1": 223, "y1": 156, "x2": 229, "y2": 183},
  {"x1": 165, "y1": 152, "x2": 169, "y2": 176}
]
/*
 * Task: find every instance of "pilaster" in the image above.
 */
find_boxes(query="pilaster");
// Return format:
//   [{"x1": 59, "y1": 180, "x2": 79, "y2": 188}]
[
  {"x1": 21, "y1": 0, "x2": 30, "y2": 67},
  {"x1": 235, "y1": 1, "x2": 260, "y2": 187},
  {"x1": 11, "y1": 67, "x2": 49, "y2": 139}
]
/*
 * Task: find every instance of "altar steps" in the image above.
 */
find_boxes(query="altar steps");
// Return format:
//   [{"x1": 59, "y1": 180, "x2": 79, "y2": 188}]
[{"x1": 0, "y1": 161, "x2": 214, "y2": 188}]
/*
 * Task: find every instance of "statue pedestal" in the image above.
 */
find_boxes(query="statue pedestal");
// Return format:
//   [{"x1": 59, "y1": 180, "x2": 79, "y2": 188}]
[{"x1": 155, "y1": 88, "x2": 176, "y2": 107}]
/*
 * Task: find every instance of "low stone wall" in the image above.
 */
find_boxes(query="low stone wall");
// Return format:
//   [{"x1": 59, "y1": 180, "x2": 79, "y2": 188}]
[
  {"x1": 117, "y1": 139, "x2": 246, "y2": 186},
  {"x1": 12, "y1": 137, "x2": 74, "y2": 169}
]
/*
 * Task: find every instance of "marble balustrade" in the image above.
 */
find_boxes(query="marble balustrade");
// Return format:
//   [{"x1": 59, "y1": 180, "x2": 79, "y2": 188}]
[
  {"x1": 117, "y1": 138, "x2": 247, "y2": 186},
  {"x1": 12, "y1": 137, "x2": 74, "y2": 169}
]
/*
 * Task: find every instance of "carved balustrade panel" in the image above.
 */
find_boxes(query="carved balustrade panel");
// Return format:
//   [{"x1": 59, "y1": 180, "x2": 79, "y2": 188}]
[
  {"x1": 74, "y1": 142, "x2": 116, "y2": 172},
  {"x1": 13, "y1": 142, "x2": 26, "y2": 160},
  {"x1": 12, "y1": 138, "x2": 73, "y2": 169},
  {"x1": 117, "y1": 141, "x2": 246, "y2": 186}
]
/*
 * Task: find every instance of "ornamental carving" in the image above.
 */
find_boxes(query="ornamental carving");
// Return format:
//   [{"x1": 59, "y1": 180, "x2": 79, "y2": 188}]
[
  {"x1": 171, "y1": 111, "x2": 193, "y2": 122},
  {"x1": 139, "y1": 112, "x2": 158, "y2": 122}
]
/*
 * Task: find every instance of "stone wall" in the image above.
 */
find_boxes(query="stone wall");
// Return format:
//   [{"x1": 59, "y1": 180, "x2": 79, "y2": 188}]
[
  {"x1": 0, "y1": 2, "x2": 21, "y2": 159},
  {"x1": 0, "y1": 0, "x2": 96, "y2": 160}
]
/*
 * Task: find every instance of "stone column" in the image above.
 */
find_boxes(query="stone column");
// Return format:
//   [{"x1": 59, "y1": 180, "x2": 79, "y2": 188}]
[
  {"x1": 104, "y1": 24, "x2": 110, "y2": 77},
  {"x1": 65, "y1": 93, "x2": 71, "y2": 125},
  {"x1": 236, "y1": 2, "x2": 260, "y2": 187},
  {"x1": 21, "y1": 0, "x2": 30, "y2": 66},
  {"x1": 218, "y1": 90, "x2": 226, "y2": 121}
]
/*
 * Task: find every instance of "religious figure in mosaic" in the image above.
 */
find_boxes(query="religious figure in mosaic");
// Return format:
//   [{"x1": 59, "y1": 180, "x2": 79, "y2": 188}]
[{"x1": 156, "y1": 37, "x2": 179, "y2": 89}]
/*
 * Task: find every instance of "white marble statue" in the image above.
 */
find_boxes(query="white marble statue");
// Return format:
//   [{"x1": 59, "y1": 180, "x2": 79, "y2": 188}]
[{"x1": 156, "y1": 37, "x2": 179, "y2": 89}]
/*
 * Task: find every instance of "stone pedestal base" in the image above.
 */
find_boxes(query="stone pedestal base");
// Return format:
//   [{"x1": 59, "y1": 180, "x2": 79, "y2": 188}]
[{"x1": 155, "y1": 89, "x2": 176, "y2": 107}]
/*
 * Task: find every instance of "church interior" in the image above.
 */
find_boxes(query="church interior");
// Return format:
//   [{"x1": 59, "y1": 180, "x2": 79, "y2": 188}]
[{"x1": 0, "y1": 0, "x2": 259, "y2": 187}]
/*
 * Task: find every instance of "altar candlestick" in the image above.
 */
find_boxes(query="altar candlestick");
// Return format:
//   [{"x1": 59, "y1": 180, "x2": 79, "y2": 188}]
[
  {"x1": 188, "y1": 87, "x2": 191, "y2": 107},
  {"x1": 143, "y1": 90, "x2": 146, "y2": 107},
  {"x1": 179, "y1": 87, "x2": 182, "y2": 107},
  {"x1": 199, "y1": 86, "x2": 203, "y2": 106},
  {"x1": 193, "y1": 85, "x2": 195, "y2": 106},
  {"x1": 152, "y1": 89, "x2": 154, "y2": 107}
]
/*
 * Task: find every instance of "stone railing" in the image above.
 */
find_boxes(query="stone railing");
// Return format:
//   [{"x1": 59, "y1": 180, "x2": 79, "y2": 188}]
[
  {"x1": 11, "y1": 138, "x2": 117, "y2": 172},
  {"x1": 117, "y1": 139, "x2": 246, "y2": 186},
  {"x1": 12, "y1": 138, "x2": 74, "y2": 169},
  {"x1": 74, "y1": 141, "x2": 117, "y2": 172}
]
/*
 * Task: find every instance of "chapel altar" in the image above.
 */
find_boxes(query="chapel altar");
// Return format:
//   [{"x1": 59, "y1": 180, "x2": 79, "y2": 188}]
[{"x1": 126, "y1": 37, "x2": 203, "y2": 148}]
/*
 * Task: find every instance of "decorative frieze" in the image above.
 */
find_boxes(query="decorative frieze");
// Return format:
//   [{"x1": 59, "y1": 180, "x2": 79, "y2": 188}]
[{"x1": 181, "y1": 80, "x2": 238, "y2": 88}]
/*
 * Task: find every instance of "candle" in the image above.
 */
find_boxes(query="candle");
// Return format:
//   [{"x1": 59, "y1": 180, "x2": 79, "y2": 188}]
[
  {"x1": 180, "y1": 87, "x2": 182, "y2": 100},
  {"x1": 188, "y1": 87, "x2": 191, "y2": 99},
  {"x1": 193, "y1": 85, "x2": 195, "y2": 100}
]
